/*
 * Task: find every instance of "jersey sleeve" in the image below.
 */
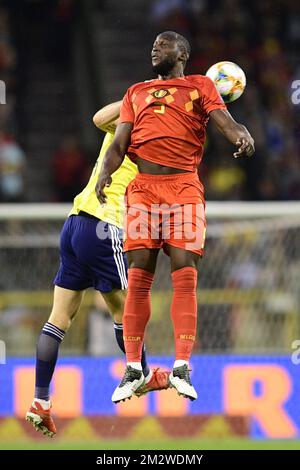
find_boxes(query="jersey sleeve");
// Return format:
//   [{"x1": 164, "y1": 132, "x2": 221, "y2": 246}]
[
  {"x1": 202, "y1": 77, "x2": 227, "y2": 114},
  {"x1": 120, "y1": 88, "x2": 135, "y2": 123}
]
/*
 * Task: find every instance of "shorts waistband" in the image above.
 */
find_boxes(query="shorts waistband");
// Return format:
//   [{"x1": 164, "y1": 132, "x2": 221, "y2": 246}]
[
  {"x1": 77, "y1": 210, "x2": 100, "y2": 222},
  {"x1": 134, "y1": 171, "x2": 197, "y2": 183}
]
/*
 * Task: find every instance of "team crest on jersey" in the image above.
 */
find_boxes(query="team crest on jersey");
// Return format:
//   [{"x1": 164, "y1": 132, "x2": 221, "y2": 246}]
[{"x1": 152, "y1": 89, "x2": 169, "y2": 99}]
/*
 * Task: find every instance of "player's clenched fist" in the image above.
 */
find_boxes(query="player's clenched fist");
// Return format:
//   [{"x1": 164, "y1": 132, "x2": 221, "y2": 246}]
[{"x1": 95, "y1": 172, "x2": 112, "y2": 204}]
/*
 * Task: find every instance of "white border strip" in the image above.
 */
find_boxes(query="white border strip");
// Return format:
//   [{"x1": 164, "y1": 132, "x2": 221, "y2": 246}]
[{"x1": 0, "y1": 202, "x2": 300, "y2": 220}]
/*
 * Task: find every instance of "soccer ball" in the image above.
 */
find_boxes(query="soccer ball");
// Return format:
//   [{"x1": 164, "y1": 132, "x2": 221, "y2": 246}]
[{"x1": 206, "y1": 61, "x2": 246, "y2": 103}]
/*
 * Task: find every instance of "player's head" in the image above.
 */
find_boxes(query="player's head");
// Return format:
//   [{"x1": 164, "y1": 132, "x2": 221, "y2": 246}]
[{"x1": 151, "y1": 31, "x2": 191, "y2": 75}]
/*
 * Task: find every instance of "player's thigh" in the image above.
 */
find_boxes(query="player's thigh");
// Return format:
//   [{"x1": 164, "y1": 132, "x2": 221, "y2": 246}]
[
  {"x1": 90, "y1": 222, "x2": 129, "y2": 292},
  {"x1": 126, "y1": 248, "x2": 160, "y2": 273},
  {"x1": 101, "y1": 288, "x2": 127, "y2": 324},
  {"x1": 55, "y1": 215, "x2": 93, "y2": 291},
  {"x1": 167, "y1": 245, "x2": 200, "y2": 272},
  {"x1": 48, "y1": 286, "x2": 85, "y2": 330}
]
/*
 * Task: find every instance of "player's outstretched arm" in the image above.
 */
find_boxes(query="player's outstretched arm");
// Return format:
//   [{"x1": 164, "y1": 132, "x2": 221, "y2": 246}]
[
  {"x1": 210, "y1": 108, "x2": 255, "y2": 158},
  {"x1": 95, "y1": 122, "x2": 133, "y2": 204},
  {"x1": 93, "y1": 101, "x2": 122, "y2": 133}
]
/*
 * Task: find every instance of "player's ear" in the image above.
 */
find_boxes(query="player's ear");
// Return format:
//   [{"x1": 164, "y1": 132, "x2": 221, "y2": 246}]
[{"x1": 178, "y1": 49, "x2": 189, "y2": 64}]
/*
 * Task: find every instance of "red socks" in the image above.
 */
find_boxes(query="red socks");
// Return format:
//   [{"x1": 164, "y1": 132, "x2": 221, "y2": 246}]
[
  {"x1": 123, "y1": 266, "x2": 197, "y2": 363},
  {"x1": 171, "y1": 267, "x2": 198, "y2": 361},
  {"x1": 123, "y1": 268, "x2": 154, "y2": 362}
]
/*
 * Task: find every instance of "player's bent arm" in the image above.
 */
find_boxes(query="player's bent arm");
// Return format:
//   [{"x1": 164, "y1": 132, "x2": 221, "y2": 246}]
[
  {"x1": 93, "y1": 101, "x2": 122, "y2": 133},
  {"x1": 210, "y1": 108, "x2": 255, "y2": 158},
  {"x1": 95, "y1": 122, "x2": 133, "y2": 204}
]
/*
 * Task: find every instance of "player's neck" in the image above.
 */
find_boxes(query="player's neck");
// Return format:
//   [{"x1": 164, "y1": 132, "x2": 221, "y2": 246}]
[
  {"x1": 156, "y1": 65, "x2": 185, "y2": 81},
  {"x1": 157, "y1": 72, "x2": 185, "y2": 81}
]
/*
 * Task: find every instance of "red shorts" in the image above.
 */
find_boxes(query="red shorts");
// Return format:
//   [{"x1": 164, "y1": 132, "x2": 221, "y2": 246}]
[{"x1": 124, "y1": 172, "x2": 206, "y2": 256}]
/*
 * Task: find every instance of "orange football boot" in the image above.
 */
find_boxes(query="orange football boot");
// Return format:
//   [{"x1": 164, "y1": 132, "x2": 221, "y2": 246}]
[
  {"x1": 135, "y1": 368, "x2": 170, "y2": 397},
  {"x1": 26, "y1": 401, "x2": 56, "y2": 437}
]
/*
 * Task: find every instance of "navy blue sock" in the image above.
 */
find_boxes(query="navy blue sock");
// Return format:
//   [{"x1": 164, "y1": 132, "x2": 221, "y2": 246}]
[
  {"x1": 35, "y1": 322, "x2": 65, "y2": 400},
  {"x1": 114, "y1": 323, "x2": 150, "y2": 377}
]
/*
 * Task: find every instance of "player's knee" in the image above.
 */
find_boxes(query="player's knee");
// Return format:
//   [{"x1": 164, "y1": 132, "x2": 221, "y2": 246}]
[
  {"x1": 49, "y1": 318, "x2": 70, "y2": 332},
  {"x1": 172, "y1": 266, "x2": 198, "y2": 290},
  {"x1": 102, "y1": 289, "x2": 126, "y2": 323},
  {"x1": 127, "y1": 249, "x2": 158, "y2": 273},
  {"x1": 64, "y1": 315, "x2": 76, "y2": 331},
  {"x1": 111, "y1": 298, "x2": 125, "y2": 324},
  {"x1": 170, "y1": 250, "x2": 200, "y2": 272},
  {"x1": 48, "y1": 309, "x2": 77, "y2": 332}
]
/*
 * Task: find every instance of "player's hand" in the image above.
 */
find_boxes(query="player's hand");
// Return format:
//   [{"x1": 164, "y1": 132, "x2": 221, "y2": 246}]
[
  {"x1": 95, "y1": 172, "x2": 112, "y2": 204},
  {"x1": 234, "y1": 137, "x2": 255, "y2": 158}
]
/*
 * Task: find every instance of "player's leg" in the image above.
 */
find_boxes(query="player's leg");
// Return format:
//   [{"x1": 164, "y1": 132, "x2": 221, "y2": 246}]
[
  {"x1": 26, "y1": 215, "x2": 92, "y2": 436},
  {"x1": 26, "y1": 286, "x2": 85, "y2": 436},
  {"x1": 160, "y1": 171, "x2": 205, "y2": 400},
  {"x1": 89, "y1": 220, "x2": 155, "y2": 392},
  {"x1": 101, "y1": 288, "x2": 149, "y2": 378},
  {"x1": 111, "y1": 248, "x2": 161, "y2": 402},
  {"x1": 48, "y1": 286, "x2": 85, "y2": 330},
  {"x1": 111, "y1": 174, "x2": 169, "y2": 402},
  {"x1": 101, "y1": 286, "x2": 169, "y2": 397},
  {"x1": 166, "y1": 245, "x2": 200, "y2": 400},
  {"x1": 100, "y1": 288, "x2": 125, "y2": 324}
]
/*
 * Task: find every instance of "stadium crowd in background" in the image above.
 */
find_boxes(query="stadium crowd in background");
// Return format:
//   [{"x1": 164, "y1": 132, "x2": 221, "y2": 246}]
[
  {"x1": 0, "y1": 131, "x2": 26, "y2": 202},
  {"x1": 150, "y1": 0, "x2": 300, "y2": 201},
  {"x1": 51, "y1": 136, "x2": 90, "y2": 202},
  {"x1": 0, "y1": 0, "x2": 299, "y2": 202},
  {"x1": 0, "y1": 6, "x2": 16, "y2": 131},
  {"x1": 0, "y1": 6, "x2": 27, "y2": 202}
]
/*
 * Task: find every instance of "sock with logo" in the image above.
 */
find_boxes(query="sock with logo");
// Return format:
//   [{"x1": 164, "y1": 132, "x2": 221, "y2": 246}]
[
  {"x1": 123, "y1": 268, "x2": 154, "y2": 362},
  {"x1": 171, "y1": 267, "x2": 197, "y2": 361},
  {"x1": 114, "y1": 322, "x2": 150, "y2": 376}
]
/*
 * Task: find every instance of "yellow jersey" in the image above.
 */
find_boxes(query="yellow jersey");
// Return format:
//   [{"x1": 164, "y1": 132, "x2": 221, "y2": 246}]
[{"x1": 70, "y1": 132, "x2": 137, "y2": 228}]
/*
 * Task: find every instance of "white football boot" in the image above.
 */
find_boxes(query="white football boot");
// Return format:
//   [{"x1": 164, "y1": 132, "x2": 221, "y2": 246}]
[
  {"x1": 169, "y1": 364, "x2": 197, "y2": 401},
  {"x1": 112, "y1": 365, "x2": 145, "y2": 403}
]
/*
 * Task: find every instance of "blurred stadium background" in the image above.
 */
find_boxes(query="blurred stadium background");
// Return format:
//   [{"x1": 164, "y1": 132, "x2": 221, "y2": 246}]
[{"x1": 0, "y1": 0, "x2": 300, "y2": 450}]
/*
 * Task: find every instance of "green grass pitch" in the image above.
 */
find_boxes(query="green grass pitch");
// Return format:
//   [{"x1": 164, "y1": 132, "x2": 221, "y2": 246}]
[{"x1": 1, "y1": 438, "x2": 300, "y2": 450}]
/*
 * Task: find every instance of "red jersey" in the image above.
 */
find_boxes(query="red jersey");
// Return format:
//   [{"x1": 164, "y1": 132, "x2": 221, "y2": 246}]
[{"x1": 120, "y1": 75, "x2": 226, "y2": 172}]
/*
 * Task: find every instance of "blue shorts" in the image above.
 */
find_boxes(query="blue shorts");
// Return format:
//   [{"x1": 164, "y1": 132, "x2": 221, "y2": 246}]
[{"x1": 54, "y1": 214, "x2": 128, "y2": 293}]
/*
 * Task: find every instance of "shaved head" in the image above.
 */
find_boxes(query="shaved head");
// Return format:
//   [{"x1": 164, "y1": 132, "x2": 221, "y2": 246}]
[
  {"x1": 151, "y1": 31, "x2": 191, "y2": 76},
  {"x1": 159, "y1": 31, "x2": 191, "y2": 59}
]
